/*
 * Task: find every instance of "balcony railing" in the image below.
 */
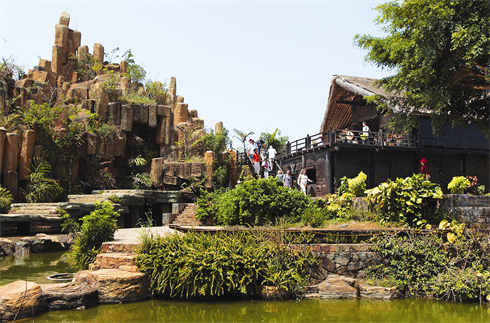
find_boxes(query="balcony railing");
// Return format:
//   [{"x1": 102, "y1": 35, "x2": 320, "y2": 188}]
[{"x1": 282, "y1": 128, "x2": 418, "y2": 157}]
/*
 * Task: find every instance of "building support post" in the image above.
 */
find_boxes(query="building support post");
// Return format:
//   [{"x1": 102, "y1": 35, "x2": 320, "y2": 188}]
[{"x1": 326, "y1": 149, "x2": 333, "y2": 194}]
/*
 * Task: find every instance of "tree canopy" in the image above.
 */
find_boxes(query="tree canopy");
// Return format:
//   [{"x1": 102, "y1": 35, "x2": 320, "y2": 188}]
[{"x1": 354, "y1": 0, "x2": 490, "y2": 133}]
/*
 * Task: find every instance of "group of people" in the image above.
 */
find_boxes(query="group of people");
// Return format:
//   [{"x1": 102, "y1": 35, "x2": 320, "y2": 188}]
[
  {"x1": 247, "y1": 137, "x2": 277, "y2": 178},
  {"x1": 340, "y1": 122, "x2": 371, "y2": 144},
  {"x1": 276, "y1": 169, "x2": 312, "y2": 195}
]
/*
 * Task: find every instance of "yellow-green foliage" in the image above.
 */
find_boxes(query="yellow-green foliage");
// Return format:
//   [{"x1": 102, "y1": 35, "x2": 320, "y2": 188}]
[
  {"x1": 135, "y1": 229, "x2": 317, "y2": 298},
  {"x1": 447, "y1": 176, "x2": 471, "y2": 194}
]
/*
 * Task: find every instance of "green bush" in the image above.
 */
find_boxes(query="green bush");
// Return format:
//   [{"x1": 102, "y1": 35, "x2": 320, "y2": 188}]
[
  {"x1": 0, "y1": 187, "x2": 13, "y2": 213},
  {"x1": 135, "y1": 229, "x2": 317, "y2": 298},
  {"x1": 337, "y1": 171, "x2": 367, "y2": 197},
  {"x1": 365, "y1": 174, "x2": 443, "y2": 227},
  {"x1": 432, "y1": 268, "x2": 490, "y2": 303},
  {"x1": 64, "y1": 201, "x2": 119, "y2": 271},
  {"x1": 447, "y1": 176, "x2": 471, "y2": 194},
  {"x1": 195, "y1": 177, "x2": 312, "y2": 226}
]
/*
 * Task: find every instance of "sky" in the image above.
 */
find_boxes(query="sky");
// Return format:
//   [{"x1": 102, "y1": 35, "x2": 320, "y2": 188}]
[{"x1": 0, "y1": 0, "x2": 392, "y2": 149}]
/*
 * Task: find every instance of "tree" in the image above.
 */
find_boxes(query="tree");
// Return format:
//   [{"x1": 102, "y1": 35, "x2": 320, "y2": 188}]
[
  {"x1": 354, "y1": 0, "x2": 490, "y2": 133},
  {"x1": 232, "y1": 129, "x2": 254, "y2": 152},
  {"x1": 260, "y1": 128, "x2": 289, "y2": 153}
]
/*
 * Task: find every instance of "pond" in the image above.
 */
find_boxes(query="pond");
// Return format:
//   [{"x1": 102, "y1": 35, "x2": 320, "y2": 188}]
[
  {"x1": 1, "y1": 251, "x2": 489, "y2": 323},
  {"x1": 0, "y1": 251, "x2": 74, "y2": 286},
  {"x1": 34, "y1": 298, "x2": 490, "y2": 323}
]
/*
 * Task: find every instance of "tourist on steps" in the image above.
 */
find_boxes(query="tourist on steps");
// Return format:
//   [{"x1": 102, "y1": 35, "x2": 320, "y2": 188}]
[
  {"x1": 268, "y1": 145, "x2": 277, "y2": 171},
  {"x1": 297, "y1": 169, "x2": 313, "y2": 195},
  {"x1": 262, "y1": 158, "x2": 270, "y2": 178},
  {"x1": 420, "y1": 158, "x2": 431, "y2": 180},
  {"x1": 283, "y1": 170, "x2": 292, "y2": 188},
  {"x1": 253, "y1": 149, "x2": 260, "y2": 177}
]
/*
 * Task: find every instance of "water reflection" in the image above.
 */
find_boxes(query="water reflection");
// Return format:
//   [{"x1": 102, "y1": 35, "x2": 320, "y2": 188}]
[
  {"x1": 36, "y1": 298, "x2": 490, "y2": 323},
  {"x1": 0, "y1": 251, "x2": 73, "y2": 286}
]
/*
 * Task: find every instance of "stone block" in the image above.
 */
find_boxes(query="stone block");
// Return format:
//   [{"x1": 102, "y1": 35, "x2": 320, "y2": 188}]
[
  {"x1": 67, "y1": 82, "x2": 89, "y2": 100},
  {"x1": 164, "y1": 162, "x2": 174, "y2": 176},
  {"x1": 215, "y1": 121, "x2": 224, "y2": 133},
  {"x1": 55, "y1": 24, "x2": 69, "y2": 50},
  {"x1": 77, "y1": 45, "x2": 89, "y2": 61},
  {"x1": 359, "y1": 284, "x2": 397, "y2": 299},
  {"x1": 120, "y1": 77, "x2": 130, "y2": 95},
  {"x1": 190, "y1": 162, "x2": 206, "y2": 177},
  {"x1": 38, "y1": 59, "x2": 52, "y2": 73},
  {"x1": 73, "y1": 31, "x2": 81, "y2": 50},
  {"x1": 41, "y1": 282, "x2": 97, "y2": 310},
  {"x1": 0, "y1": 127, "x2": 6, "y2": 173},
  {"x1": 90, "y1": 84, "x2": 109, "y2": 121},
  {"x1": 176, "y1": 95, "x2": 184, "y2": 103},
  {"x1": 189, "y1": 109, "x2": 198, "y2": 118},
  {"x1": 0, "y1": 281, "x2": 46, "y2": 321},
  {"x1": 3, "y1": 132, "x2": 20, "y2": 173},
  {"x1": 107, "y1": 102, "x2": 121, "y2": 125},
  {"x1": 168, "y1": 76, "x2": 176, "y2": 98},
  {"x1": 52, "y1": 44, "x2": 63, "y2": 75},
  {"x1": 19, "y1": 130, "x2": 35, "y2": 180},
  {"x1": 148, "y1": 104, "x2": 157, "y2": 128},
  {"x1": 31, "y1": 70, "x2": 55, "y2": 87},
  {"x1": 4, "y1": 171, "x2": 18, "y2": 200},
  {"x1": 174, "y1": 102, "x2": 188, "y2": 125},
  {"x1": 121, "y1": 104, "x2": 133, "y2": 132},
  {"x1": 73, "y1": 269, "x2": 150, "y2": 303},
  {"x1": 87, "y1": 132, "x2": 97, "y2": 155},
  {"x1": 91, "y1": 253, "x2": 138, "y2": 272},
  {"x1": 15, "y1": 78, "x2": 34, "y2": 89},
  {"x1": 151, "y1": 157, "x2": 165, "y2": 188},
  {"x1": 192, "y1": 117, "x2": 204, "y2": 128},
  {"x1": 67, "y1": 38, "x2": 75, "y2": 56},
  {"x1": 120, "y1": 60, "x2": 128, "y2": 74},
  {"x1": 156, "y1": 105, "x2": 171, "y2": 117},
  {"x1": 163, "y1": 175, "x2": 178, "y2": 186},
  {"x1": 59, "y1": 11, "x2": 70, "y2": 26},
  {"x1": 93, "y1": 43, "x2": 104, "y2": 64},
  {"x1": 133, "y1": 104, "x2": 148, "y2": 124}
]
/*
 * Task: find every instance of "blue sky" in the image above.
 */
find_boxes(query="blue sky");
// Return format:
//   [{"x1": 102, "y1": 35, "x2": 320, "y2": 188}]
[{"x1": 1, "y1": 0, "x2": 392, "y2": 148}]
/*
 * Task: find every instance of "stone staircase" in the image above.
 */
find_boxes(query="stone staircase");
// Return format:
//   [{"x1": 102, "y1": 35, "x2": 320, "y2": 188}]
[{"x1": 170, "y1": 204, "x2": 201, "y2": 227}]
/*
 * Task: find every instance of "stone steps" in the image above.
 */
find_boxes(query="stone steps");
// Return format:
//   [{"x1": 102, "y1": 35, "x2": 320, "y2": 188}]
[
  {"x1": 9, "y1": 203, "x2": 65, "y2": 215},
  {"x1": 171, "y1": 204, "x2": 201, "y2": 226}
]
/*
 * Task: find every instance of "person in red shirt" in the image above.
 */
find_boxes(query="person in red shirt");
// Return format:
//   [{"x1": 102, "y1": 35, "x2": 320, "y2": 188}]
[
  {"x1": 420, "y1": 158, "x2": 431, "y2": 180},
  {"x1": 252, "y1": 149, "x2": 260, "y2": 177}
]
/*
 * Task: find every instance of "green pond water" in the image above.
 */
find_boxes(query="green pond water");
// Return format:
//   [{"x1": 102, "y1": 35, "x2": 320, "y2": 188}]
[{"x1": 1, "y1": 252, "x2": 489, "y2": 323}]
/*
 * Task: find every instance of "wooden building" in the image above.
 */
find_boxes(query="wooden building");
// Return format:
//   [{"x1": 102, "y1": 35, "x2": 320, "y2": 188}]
[{"x1": 278, "y1": 75, "x2": 490, "y2": 196}]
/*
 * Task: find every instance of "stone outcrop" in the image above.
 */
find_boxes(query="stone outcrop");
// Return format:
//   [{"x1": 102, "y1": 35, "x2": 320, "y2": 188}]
[
  {"x1": 41, "y1": 282, "x2": 98, "y2": 310},
  {"x1": 73, "y1": 269, "x2": 150, "y2": 303},
  {"x1": 91, "y1": 252, "x2": 138, "y2": 272},
  {"x1": 305, "y1": 274, "x2": 359, "y2": 299},
  {"x1": 0, "y1": 281, "x2": 46, "y2": 321}
]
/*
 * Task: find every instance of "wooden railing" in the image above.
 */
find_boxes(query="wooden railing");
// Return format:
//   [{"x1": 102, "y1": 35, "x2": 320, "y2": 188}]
[{"x1": 282, "y1": 128, "x2": 418, "y2": 157}]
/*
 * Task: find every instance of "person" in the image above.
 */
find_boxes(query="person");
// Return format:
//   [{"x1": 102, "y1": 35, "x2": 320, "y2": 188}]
[
  {"x1": 276, "y1": 170, "x2": 284, "y2": 182},
  {"x1": 297, "y1": 169, "x2": 313, "y2": 195},
  {"x1": 268, "y1": 145, "x2": 277, "y2": 170},
  {"x1": 341, "y1": 128, "x2": 354, "y2": 143},
  {"x1": 361, "y1": 122, "x2": 370, "y2": 143},
  {"x1": 420, "y1": 158, "x2": 431, "y2": 180},
  {"x1": 262, "y1": 158, "x2": 270, "y2": 178},
  {"x1": 257, "y1": 137, "x2": 265, "y2": 154},
  {"x1": 283, "y1": 170, "x2": 292, "y2": 188},
  {"x1": 252, "y1": 148, "x2": 260, "y2": 177},
  {"x1": 260, "y1": 143, "x2": 268, "y2": 161},
  {"x1": 247, "y1": 139, "x2": 258, "y2": 159}
]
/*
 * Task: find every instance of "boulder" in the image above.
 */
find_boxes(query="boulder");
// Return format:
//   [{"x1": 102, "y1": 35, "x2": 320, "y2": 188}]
[
  {"x1": 67, "y1": 82, "x2": 90, "y2": 101},
  {"x1": 120, "y1": 60, "x2": 128, "y2": 74},
  {"x1": 2, "y1": 132, "x2": 20, "y2": 173},
  {"x1": 0, "y1": 281, "x2": 46, "y2": 321},
  {"x1": 174, "y1": 102, "x2": 188, "y2": 125},
  {"x1": 304, "y1": 274, "x2": 358, "y2": 299},
  {"x1": 73, "y1": 269, "x2": 150, "y2": 303},
  {"x1": 93, "y1": 43, "x2": 104, "y2": 64},
  {"x1": 0, "y1": 127, "x2": 6, "y2": 172},
  {"x1": 359, "y1": 283, "x2": 397, "y2": 300},
  {"x1": 148, "y1": 104, "x2": 157, "y2": 128},
  {"x1": 19, "y1": 233, "x2": 72, "y2": 253},
  {"x1": 215, "y1": 121, "x2": 223, "y2": 133},
  {"x1": 41, "y1": 282, "x2": 97, "y2": 310},
  {"x1": 121, "y1": 104, "x2": 133, "y2": 132},
  {"x1": 0, "y1": 237, "x2": 16, "y2": 256},
  {"x1": 91, "y1": 252, "x2": 138, "y2": 272}
]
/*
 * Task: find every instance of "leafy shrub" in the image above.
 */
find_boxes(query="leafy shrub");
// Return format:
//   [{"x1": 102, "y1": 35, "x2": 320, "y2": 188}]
[
  {"x1": 367, "y1": 232, "x2": 450, "y2": 296},
  {"x1": 24, "y1": 158, "x2": 63, "y2": 203},
  {"x1": 337, "y1": 171, "x2": 367, "y2": 197},
  {"x1": 135, "y1": 229, "x2": 317, "y2": 298},
  {"x1": 0, "y1": 187, "x2": 13, "y2": 213},
  {"x1": 466, "y1": 176, "x2": 485, "y2": 195},
  {"x1": 196, "y1": 177, "x2": 312, "y2": 226},
  {"x1": 64, "y1": 201, "x2": 119, "y2": 270},
  {"x1": 366, "y1": 174, "x2": 443, "y2": 227},
  {"x1": 448, "y1": 176, "x2": 471, "y2": 194},
  {"x1": 432, "y1": 268, "x2": 490, "y2": 303}
]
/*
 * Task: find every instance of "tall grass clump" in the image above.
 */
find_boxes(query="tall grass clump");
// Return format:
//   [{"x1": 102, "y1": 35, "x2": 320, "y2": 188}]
[{"x1": 135, "y1": 229, "x2": 317, "y2": 299}]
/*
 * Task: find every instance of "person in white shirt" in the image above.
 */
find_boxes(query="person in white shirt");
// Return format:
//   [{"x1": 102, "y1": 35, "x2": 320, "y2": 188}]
[
  {"x1": 247, "y1": 139, "x2": 258, "y2": 159},
  {"x1": 268, "y1": 145, "x2": 277, "y2": 170},
  {"x1": 297, "y1": 169, "x2": 313, "y2": 195},
  {"x1": 361, "y1": 122, "x2": 370, "y2": 143}
]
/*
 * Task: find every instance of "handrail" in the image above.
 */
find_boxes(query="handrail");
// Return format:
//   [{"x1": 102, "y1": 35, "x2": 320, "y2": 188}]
[{"x1": 280, "y1": 129, "x2": 418, "y2": 157}]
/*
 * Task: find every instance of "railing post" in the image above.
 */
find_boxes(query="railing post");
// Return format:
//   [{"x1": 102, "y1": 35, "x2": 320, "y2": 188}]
[
  {"x1": 329, "y1": 126, "x2": 333, "y2": 144},
  {"x1": 379, "y1": 129, "x2": 384, "y2": 148},
  {"x1": 306, "y1": 134, "x2": 311, "y2": 150},
  {"x1": 286, "y1": 141, "x2": 291, "y2": 155}
]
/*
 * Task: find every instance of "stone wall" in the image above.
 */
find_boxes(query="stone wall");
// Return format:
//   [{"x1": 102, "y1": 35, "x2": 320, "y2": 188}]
[
  {"x1": 294, "y1": 244, "x2": 380, "y2": 283},
  {"x1": 440, "y1": 194, "x2": 490, "y2": 226}
]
